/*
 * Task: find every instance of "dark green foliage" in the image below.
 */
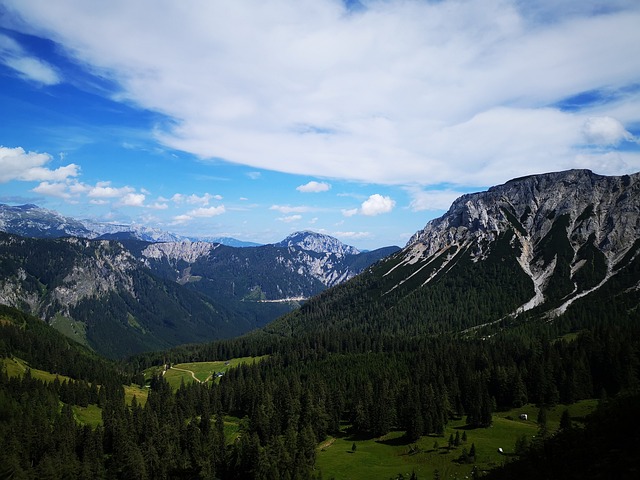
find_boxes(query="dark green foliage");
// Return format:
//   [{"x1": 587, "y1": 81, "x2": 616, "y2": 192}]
[
  {"x1": 533, "y1": 214, "x2": 574, "y2": 303},
  {"x1": 572, "y1": 234, "x2": 607, "y2": 292},
  {"x1": 0, "y1": 233, "x2": 267, "y2": 358},
  {"x1": 0, "y1": 305, "x2": 128, "y2": 384},
  {"x1": 263, "y1": 230, "x2": 533, "y2": 339}
]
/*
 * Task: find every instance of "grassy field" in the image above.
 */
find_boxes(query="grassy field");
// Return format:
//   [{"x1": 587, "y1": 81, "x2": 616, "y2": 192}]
[
  {"x1": 72, "y1": 404, "x2": 103, "y2": 428},
  {"x1": 315, "y1": 399, "x2": 597, "y2": 480},
  {"x1": 124, "y1": 384, "x2": 149, "y2": 406},
  {"x1": 151, "y1": 355, "x2": 268, "y2": 391},
  {"x1": 2, "y1": 356, "x2": 73, "y2": 383}
]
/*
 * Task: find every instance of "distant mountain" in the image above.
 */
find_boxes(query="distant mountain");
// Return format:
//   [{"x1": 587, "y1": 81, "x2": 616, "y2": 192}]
[
  {"x1": 0, "y1": 203, "x2": 257, "y2": 247},
  {"x1": 274, "y1": 230, "x2": 361, "y2": 255},
  {"x1": 193, "y1": 236, "x2": 262, "y2": 248},
  {"x1": 139, "y1": 234, "x2": 398, "y2": 301},
  {"x1": 0, "y1": 203, "x2": 94, "y2": 239},
  {"x1": 0, "y1": 212, "x2": 399, "y2": 356},
  {"x1": 0, "y1": 233, "x2": 257, "y2": 358},
  {"x1": 264, "y1": 170, "x2": 640, "y2": 338},
  {"x1": 83, "y1": 218, "x2": 185, "y2": 243}
]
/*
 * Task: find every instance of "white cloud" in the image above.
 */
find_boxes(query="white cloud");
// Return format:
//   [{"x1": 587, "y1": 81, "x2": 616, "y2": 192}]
[
  {"x1": 333, "y1": 231, "x2": 371, "y2": 239},
  {"x1": 583, "y1": 116, "x2": 634, "y2": 145},
  {"x1": 118, "y1": 192, "x2": 146, "y2": 207},
  {"x1": 4, "y1": 1, "x2": 640, "y2": 186},
  {"x1": 171, "y1": 192, "x2": 221, "y2": 205},
  {"x1": 342, "y1": 194, "x2": 397, "y2": 216},
  {"x1": 32, "y1": 181, "x2": 72, "y2": 199},
  {"x1": 187, "y1": 205, "x2": 226, "y2": 217},
  {"x1": 172, "y1": 214, "x2": 192, "y2": 224},
  {"x1": 361, "y1": 194, "x2": 395, "y2": 216},
  {"x1": 148, "y1": 202, "x2": 168, "y2": 210},
  {"x1": 270, "y1": 205, "x2": 311, "y2": 214},
  {"x1": 278, "y1": 214, "x2": 302, "y2": 223},
  {"x1": 0, "y1": 146, "x2": 79, "y2": 183},
  {"x1": 0, "y1": 34, "x2": 60, "y2": 85},
  {"x1": 405, "y1": 187, "x2": 466, "y2": 212},
  {"x1": 88, "y1": 181, "x2": 134, "y2": 198},
  {"x1": 296, "y1": 181, "x2": 331, "y2": 193}
]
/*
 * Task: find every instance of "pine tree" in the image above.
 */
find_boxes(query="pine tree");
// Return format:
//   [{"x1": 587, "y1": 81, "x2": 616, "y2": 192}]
[
  {"x1": 559, "y1": 409, "x2": 572, "y2": 431},
  {"x1": 469, "y1": 443, "x2": 476, "y2": 462},
  {"x1": 537, "y1": 406, "x2": 548, "y2": 437}
]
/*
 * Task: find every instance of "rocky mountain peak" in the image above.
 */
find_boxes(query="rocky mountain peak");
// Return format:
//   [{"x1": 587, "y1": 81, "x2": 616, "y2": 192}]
[
  {"x1": 275, "y1": 230, "x2": 360, "y2": 255},
  {"x1": 402, "y1": 169, "x2": 640, "y2": 317},
  {"x1": 407, "y1": 169, "x2": 639, "y2": 258}
]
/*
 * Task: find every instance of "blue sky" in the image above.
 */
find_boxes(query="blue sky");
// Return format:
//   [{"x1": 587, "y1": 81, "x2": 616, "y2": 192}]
[{"x1": 1, "y1": 0, "x2": 639, "y2": 250}]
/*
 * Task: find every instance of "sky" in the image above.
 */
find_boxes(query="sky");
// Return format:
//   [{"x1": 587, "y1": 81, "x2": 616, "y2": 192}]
[{"x1": 0, "y1": 0, "x2": 639, "y2": 250}]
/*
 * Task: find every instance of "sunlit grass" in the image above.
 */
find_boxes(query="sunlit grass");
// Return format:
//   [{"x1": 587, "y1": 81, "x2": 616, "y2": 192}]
[{"x1": 316, "y1": 400, "x2": 598, "y2": 480}]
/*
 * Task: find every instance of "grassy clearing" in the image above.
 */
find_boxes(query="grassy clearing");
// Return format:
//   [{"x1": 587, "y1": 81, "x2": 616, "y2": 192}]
[
  {"x1": 224, "y1": 416, "x2": 242, "y2": 444},
  {"x1": 72, "y1": 404, "x2": 103, "y2": 428},
  {"x1": 51, "y1": 314, "x2": 91, "y2": 348},
  {"x1": 2, "y1": 356, "x2": 73, "y2": 383},
  {"x1": 316, "y1": 400, "x2": 598, "y2": 480},
  {"x1": 155, "y1": 355, "x2": 268, "y2": 391},
  {"x1": 124, "y1": 384, "x2": 149, "y2": 406}
]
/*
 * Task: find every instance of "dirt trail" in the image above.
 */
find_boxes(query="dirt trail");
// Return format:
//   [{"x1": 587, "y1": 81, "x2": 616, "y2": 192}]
[{"x1": 170, "y1": 366, "x2": 201, "y2": 383}]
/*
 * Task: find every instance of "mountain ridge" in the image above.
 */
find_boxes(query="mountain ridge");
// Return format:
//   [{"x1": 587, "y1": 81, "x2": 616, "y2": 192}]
[
  {"x1": 263, "y1": 169, "x2": 640, "y2": 339},
  {"x1": 404, "y1": 169, "x2": 639, "y2": 316},
  {"x1": 0, "y1": 203, "x2": 372, "y2": 250}
]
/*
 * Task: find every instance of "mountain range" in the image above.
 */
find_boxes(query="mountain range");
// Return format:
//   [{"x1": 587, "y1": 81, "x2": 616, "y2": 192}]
[
  {"x1": 0, "y1": 203, "x2": 258, "y2": 246},
  {"x1": 1, "y1": 169, "x2": 639, "y2": 357},
  {"x1": 0, "y1": 207, "x2": 398, "y2": 357}
]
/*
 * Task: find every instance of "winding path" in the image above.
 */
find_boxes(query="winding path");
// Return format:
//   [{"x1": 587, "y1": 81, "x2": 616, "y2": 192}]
[{"x1": 168, "y1": 366, "x2": 215, "y2": 384}]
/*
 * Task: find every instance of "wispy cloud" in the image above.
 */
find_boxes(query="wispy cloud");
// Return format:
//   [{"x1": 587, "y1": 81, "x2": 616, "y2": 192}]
[
  {"x1": 171, "y1": 192, "x2": 222, "y2": 205},
  {"x1": 0, "y1": 34, "x2": 61, "y2": 85},
  {"x1": 270, "y1": 205, "x2": 312, "y2": 214},
  {"x1": 582, "y1": 116, "x2": 635, "y2": 146},
  {"x1": 188, "y1": 205, "x2": 226, "y2": 218},
  {"x1": 5, "y1": 0, "x2": 638, "y2": 186},
  {"x1": 278, "y1": 214, "x2": 302, "y2": 223},
  {"x1": 296, "y1": 181, "x2": 331, "y2": 193},
  {"x1": 404, "y1": 187, "x2": 467, "y2": 212}
]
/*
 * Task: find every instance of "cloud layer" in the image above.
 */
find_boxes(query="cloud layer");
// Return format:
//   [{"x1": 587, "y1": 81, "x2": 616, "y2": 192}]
[{"x1": 3, "y1": 0, "x2": 639, "y2": 189}]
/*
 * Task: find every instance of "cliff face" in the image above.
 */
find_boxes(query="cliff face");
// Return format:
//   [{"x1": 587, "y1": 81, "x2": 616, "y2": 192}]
[{"x1": 403, "y1": 170, "x2": 640, "y2": 315}]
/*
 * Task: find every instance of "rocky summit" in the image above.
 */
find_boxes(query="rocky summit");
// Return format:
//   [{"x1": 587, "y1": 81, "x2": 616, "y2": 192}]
[{"x1": 404, "y1": 169, "x2": 640, "y2": 317}]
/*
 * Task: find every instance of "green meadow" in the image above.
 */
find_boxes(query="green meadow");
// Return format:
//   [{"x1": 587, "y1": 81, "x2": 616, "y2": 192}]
[
  {"x1": 149, "y1": 355, "x2": 268, "y2": 391},
  {"x1": 316, "y1": 400, "x2": 597, "y2": 480}
]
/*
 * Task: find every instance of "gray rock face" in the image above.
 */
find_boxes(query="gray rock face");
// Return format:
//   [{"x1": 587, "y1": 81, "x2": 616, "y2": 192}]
[
  {"x1": 274, "y1": 231, "x2": 361, "y2": 256},
  {"x1": 404, "y1": 170, "x2": 640, "y2": 315}
]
